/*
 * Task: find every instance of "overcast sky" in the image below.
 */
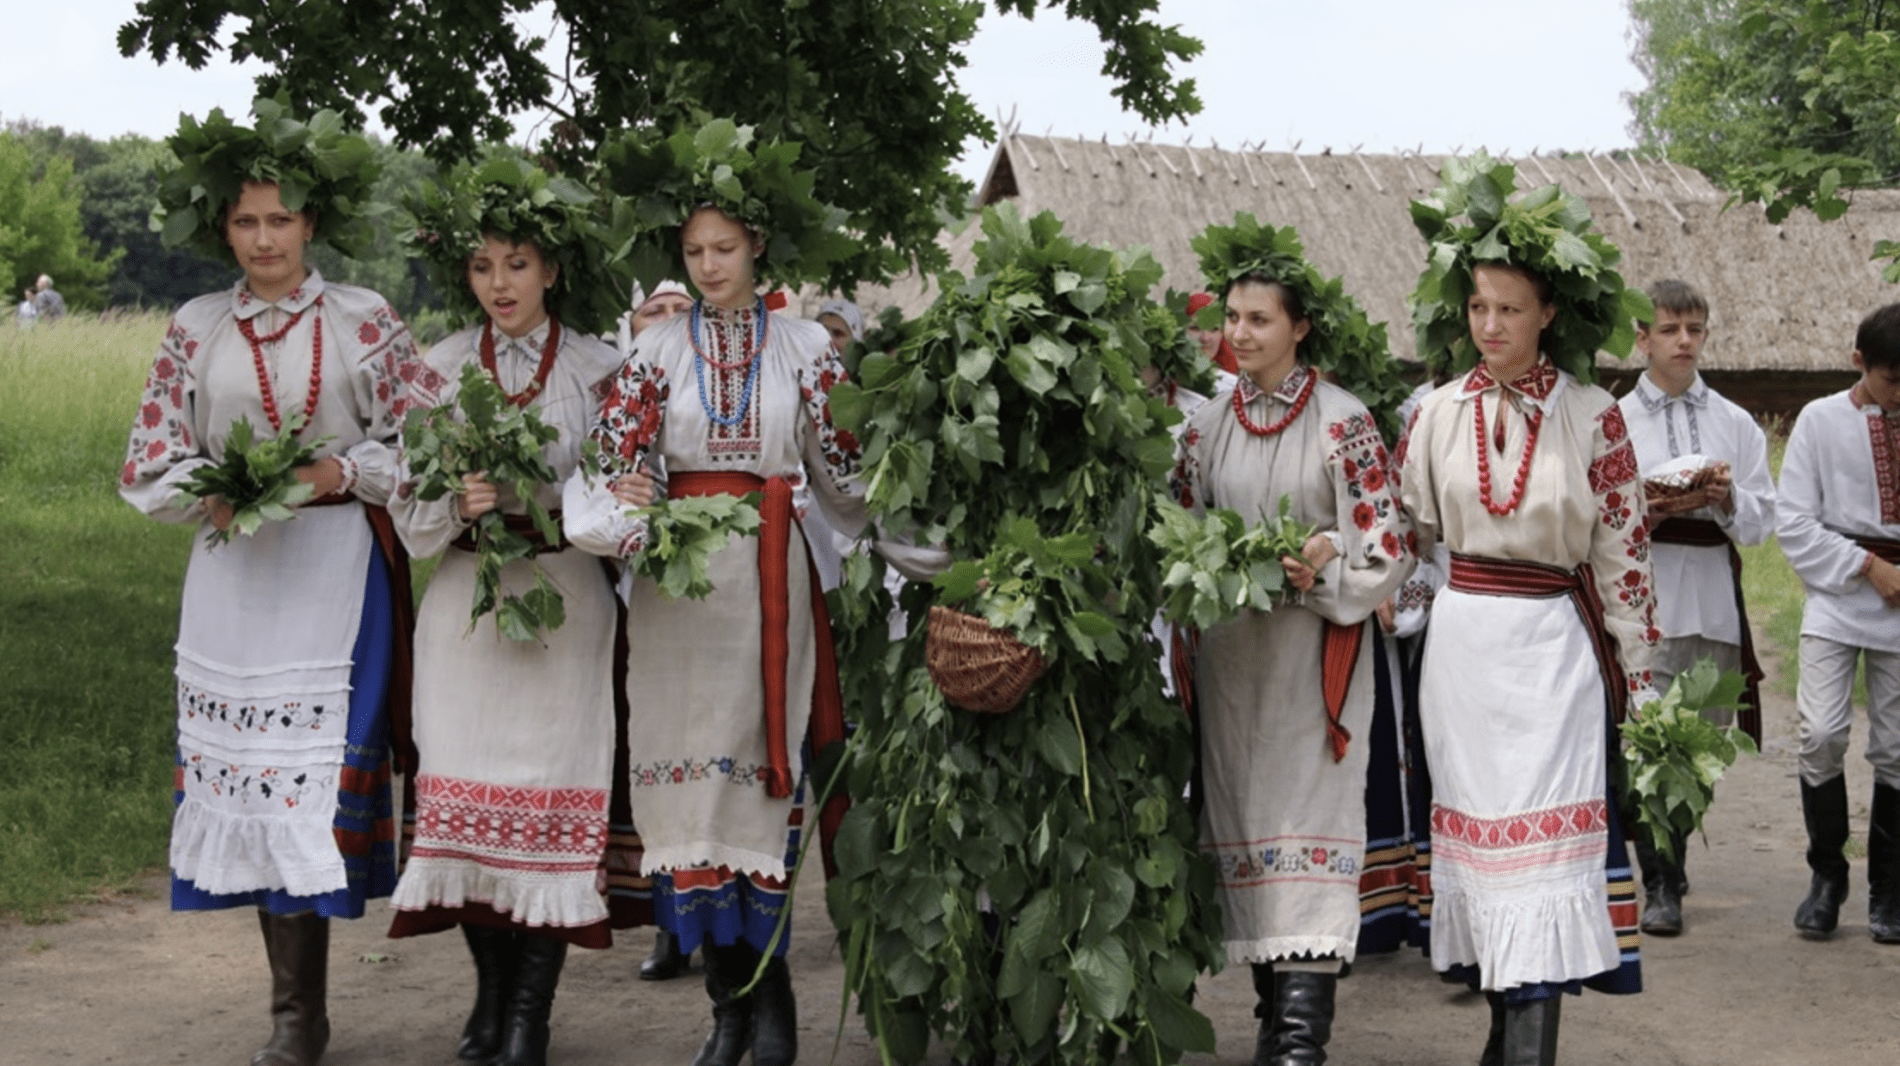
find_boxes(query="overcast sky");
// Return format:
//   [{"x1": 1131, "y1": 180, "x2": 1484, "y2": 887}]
[{"x1": 1, "y1": 1, "x2": 1645, "y2": 179}]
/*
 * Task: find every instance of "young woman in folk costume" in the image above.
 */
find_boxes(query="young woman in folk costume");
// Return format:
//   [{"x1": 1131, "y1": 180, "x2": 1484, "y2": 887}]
[
  {"x1": 384, "y1": 159, "x2": 644, "y2": 1066},
  {"x1": 1396, "y1": 158, "x2": 1659, "y2": 1066},
  {"x1": 570, "y1": 127, "x2": 942, "y2": 1066},
  {"x1": 1171, "y1": 216, "x2": 1415, "y2": 1066},
  {"x1": 121, "y1": 99, "x2": 433, "y2": 1066}
]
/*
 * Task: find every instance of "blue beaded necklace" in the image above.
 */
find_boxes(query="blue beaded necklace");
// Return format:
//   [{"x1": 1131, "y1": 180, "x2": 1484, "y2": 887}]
[{"x1": 690, "y1": 296, "x2": 767, "y2": 428}]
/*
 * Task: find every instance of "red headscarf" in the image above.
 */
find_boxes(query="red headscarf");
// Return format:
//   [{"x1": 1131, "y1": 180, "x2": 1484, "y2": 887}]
[{"x1": 1186, "y1": 292, "x2": 1239, "y2": 375}]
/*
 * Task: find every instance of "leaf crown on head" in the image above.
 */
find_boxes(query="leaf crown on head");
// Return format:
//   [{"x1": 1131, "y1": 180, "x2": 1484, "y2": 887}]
[
  {"x1": 596, "y1": 117, "x2": 858, "y2": 297},
  {"x1": 1191, "y1": 213, "x2": 1408, "y2": 441},
  {"x1": 402, "y1": 154, "x2": 624, "y2": 335},
  {"x1": 1409, "y1": 152, "x2": 1652, "y2": 383},
  {"x1": 153, "y1": 93, "x2": 382, "y2": 262}
]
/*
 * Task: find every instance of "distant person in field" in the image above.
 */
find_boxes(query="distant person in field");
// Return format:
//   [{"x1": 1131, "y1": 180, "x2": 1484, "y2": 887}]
[
  {"x1": 16, "y1": 287, "x2": 38, "y2": 328},
  {"x1": 33, "y1": 274, "x2": 65, "y2": 321},
  {"x1": 1616, "y1": 279, "x2": 1776, "y2": 937},
  {"x1": 120, "y1": 103, "x2": 431, "y2": 1066},
  {"x1": 1776, "y1": 301, "x2": 1900, "y2": 944}
]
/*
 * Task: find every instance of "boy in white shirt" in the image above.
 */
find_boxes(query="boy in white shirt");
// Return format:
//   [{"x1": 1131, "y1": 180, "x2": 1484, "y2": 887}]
[{"x1": 1778, "y1": 302, "x2": 1900, "y2": 943}]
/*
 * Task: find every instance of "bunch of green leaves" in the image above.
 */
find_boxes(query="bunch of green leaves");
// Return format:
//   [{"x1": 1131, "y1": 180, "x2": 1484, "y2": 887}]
[
  {"x1": 175, "y1": 413, "x2": 330, "y2": 547},
  {"x1": 1409, "y1": 152, "x2": 1653, "y2": 384},
  {"x1": 402, "y1": 153, "x2": 626, "y2": 335},
  {"x1": 153, "y1": 93, "x2": 382, "y2": 262},
  {"x1": 623, "y1": 493, "x2": 763, "y2": 601},
  {"x1": 1149, "y1": 494, "x2": 1318, "y2": 630},
  {"x1": 1620, "y1": 658, "x2": 1759, "y2": 862},
  {"x1": 401, "y1": 363, "x2": 566, "y2": 642},
  {"x1": 1189, "y1": 213, "x2": 1409, "y2": 442},
  {"x1": 596, "y1": 117, "x2": 867, "y2": 297},
  {"x1": 825, "y1": 204, "x2": 1223, "y2": 1065}
]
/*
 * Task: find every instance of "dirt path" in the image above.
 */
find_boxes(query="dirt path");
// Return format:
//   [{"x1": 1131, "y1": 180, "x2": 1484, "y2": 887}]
[{"x1": 8, "y1": 644, "x2": 1900, "y2": 1065}]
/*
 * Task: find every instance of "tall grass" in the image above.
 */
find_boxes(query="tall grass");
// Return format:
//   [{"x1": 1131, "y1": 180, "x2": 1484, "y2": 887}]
[
  {"x1": 0, "y1": 316, "x2": 189, "y2": 921},
  {"x1": 1738, "y1": 422, "x2": 1806, "y2": 695}
]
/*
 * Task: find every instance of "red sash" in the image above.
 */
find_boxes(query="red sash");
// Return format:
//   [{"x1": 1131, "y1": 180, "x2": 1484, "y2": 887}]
[
  {"x1": 1447, "y1": 554, "x2": 1631, "y2": 724},
  {"x1": 1649, "y1": 517, "x2": 1764, "y2": 744},
  {"x1": 666, "y1": 471, "x2": 849, "y2": 877}
]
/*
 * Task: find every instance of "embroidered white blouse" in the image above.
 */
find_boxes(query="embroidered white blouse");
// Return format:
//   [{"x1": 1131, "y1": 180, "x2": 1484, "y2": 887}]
[{"x1": 1777, "y1": 388, "x2": 1900, "y2": 652}]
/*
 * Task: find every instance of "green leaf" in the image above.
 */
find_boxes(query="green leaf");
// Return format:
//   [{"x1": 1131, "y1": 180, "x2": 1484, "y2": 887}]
[{"x1": 1069, "y1": 937, "x2": 1134, "y2": 1019}]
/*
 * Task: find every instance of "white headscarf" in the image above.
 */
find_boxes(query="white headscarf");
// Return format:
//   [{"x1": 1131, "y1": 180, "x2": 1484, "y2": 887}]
[
  {"x1": 817, "y1": 298, "x2": 864, "y2": 340},
  {"x1": 619, "y1": 279, "x2": 694, "y2": 353}
]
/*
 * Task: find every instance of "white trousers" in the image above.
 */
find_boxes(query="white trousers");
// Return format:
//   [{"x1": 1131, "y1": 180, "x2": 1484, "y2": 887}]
[{"x1": 1796, "y1": 636, "x2": 1900, "y2": 789}]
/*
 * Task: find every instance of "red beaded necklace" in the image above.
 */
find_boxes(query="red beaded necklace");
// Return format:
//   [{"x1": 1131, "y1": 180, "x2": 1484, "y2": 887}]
[
  {"x1": 240, "y1": 297, "x2": 324, "y2": 434},
  {"x1": 480, "y1": 317, "x2": 563, "y2": 407},
  {"x1": 1473, "y1": 390, "x2": 1543, "y2": 516},
  {"x1": 1233, "y1": 367, "x2": 1315, "y2": 437}
]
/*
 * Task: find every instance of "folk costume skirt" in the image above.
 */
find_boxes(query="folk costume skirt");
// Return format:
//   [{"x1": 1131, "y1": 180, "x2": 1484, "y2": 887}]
[{"x1": 1419, "y1": 555, "x2": 1641, "y2": 999}]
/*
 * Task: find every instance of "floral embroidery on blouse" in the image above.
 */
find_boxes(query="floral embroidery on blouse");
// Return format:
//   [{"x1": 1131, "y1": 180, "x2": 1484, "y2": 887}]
[
  {"x1": 1329, "y1": 412, "x2": 1407, "y2": 562},
  {"x1": 121, "y1": 320, "x2": 200, "y2": 488},
  {"x1": 593, "y1": 361, "x2": 671, "y2": 474},
  {"x1": 1171, "y1": 426, "x2": 1204, "y2": 510},
  {"x1": 796, "y1": 345, "x2": 863, "y2": 486},
  {"x1": 1590, "y1": 402, "x2": 1659, "y2": 689}
]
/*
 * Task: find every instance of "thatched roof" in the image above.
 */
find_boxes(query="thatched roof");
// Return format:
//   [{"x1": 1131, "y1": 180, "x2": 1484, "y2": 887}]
[{"x1": 828, "y1": 134, "x2": 1900, "y2": 375}]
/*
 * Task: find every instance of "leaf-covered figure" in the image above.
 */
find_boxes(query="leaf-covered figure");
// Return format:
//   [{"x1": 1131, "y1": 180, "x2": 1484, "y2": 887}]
[
  {"x1": 623, "y1": 493, "x2": 764, "y2": 601},
  {"x1": 1621, "y1": 658, "x2": 1759, "y2": 862},
  {"x1": 402, "y1": 363, "x2": 568, "y2": 642},
  {"x1": 1409, "y1": 152, "x2": 1654, "y2": 384},
  {"x1": 1149, "y1": 493, "x2": 1319, "y2": 630},
  {"x1": 826, "y1": 204, "x2": 1222, "y2": 1065},
  {"x1": 175, "y1": 413, "x2": 331, "y2": 546}
]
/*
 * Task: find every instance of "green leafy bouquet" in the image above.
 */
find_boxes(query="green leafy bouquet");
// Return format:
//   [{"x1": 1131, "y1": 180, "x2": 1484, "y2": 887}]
[
  {"x1": 176, "y1": 413, "x2": 331, "y2": 547},
  {"x1": 623, "y1": 494, "x2": 763, "y2": 601},
  {"x1": 825, "y1": 204, "x2": 1223, "y2": 1066},
  {"x1": 1410, "y1": 152, "x2": 1652, "y2": 384},
  {"x1": 153, "y1": 93, "x2": 382, "y2": 261},
  {"x1": 402, "y1": 363, "x2": 568, "y2": 643},
  {"x1": 1149, "y1": 494, "x2": 1319, "y2": 630},
  {"x1": 1621, "y1": 659, "x2": 1759, "y2": 862}
]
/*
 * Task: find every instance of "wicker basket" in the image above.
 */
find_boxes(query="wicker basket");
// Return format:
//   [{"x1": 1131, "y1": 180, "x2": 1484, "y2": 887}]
[{"x1": 925, "y1": 605, "x2": 1049, "y2": 714}]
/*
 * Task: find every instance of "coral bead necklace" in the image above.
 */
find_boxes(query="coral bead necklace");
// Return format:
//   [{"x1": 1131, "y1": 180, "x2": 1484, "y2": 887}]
[
  {"x1": 480, "y1": 317, "x2": 563, "y2": 407},
  {"x1": 1233, "y1": 367, "x2": 1314, "y2": 437},
  {"x1": 1473, "y1": 390, "x2": 1542, "y2": 516},
  {"x1": 240, "y1": 297, "x2": 324, "y2": 434}
]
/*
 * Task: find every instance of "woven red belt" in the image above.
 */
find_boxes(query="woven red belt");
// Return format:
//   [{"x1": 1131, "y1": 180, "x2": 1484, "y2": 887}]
[
  {"x1": 1647, "y1": 517, "x2": 1764, "y2": 742},
  {"x1": 665, "y1": 471, "x2": 849, "y2": 873},
  {"x1": 1856, "y1": 535, "x2": 1900, "y2": 565},
  {"x1": 1447, "y1": 553, "x2": 1631, "y2": 724}
]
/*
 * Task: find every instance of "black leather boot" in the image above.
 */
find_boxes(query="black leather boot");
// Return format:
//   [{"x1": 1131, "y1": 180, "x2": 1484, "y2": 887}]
[
  {"x1": 1869, "y1": 783, "x2": 1900, "y2": 943},
  {"x1": 1634, "y1": 835, "x2": 1683, "y2": 936},
  {"x1": 1263, "y1": 970, "x2": 1335, "y2": 1065},
  {"x1": 494, "y1": 934, "x2": 566, "y2": 1066},
  {"x1": 640, "y1": 929, "x2": 690, "y2": 980},
  {"x1": 1478, "y1": 991, "x2": 1506, "y2": 1066},
  {"x1": 692, "y1": 942, "x2": 756, "y2": 1066},
  {"x1": 253, "y1": 910, "x2": 330, "y2": 1066},
  {"x1": 750, "y1": 952, "x2": 798, "y2": 1066},
  {"x1": 1795, "y1": 775, "x2": 1852, "y2": 937},
  {"x1": 458, "y1": 924, "x2": 518, "y2": 1064},
  {"x1": 1249, "y1": 963, "x2": 1275, "y2": 1065},
  {"x1": 1499, "y1": 996, "x2": 1560, "y2": 1066}
]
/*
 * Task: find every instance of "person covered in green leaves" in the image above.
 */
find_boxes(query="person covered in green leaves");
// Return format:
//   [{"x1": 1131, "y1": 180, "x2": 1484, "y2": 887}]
[
  {"x1": 1396, "y1": 155, "x2": 1658, "y2": 1066},
  {"x1": 121, "y1": 97, "x2": 432, "y2": 1066},
  {"x1": 1171, "y1": 215, "x2": 1415, "y2": 1065},
  {"x1": 385, "y1": 157, "x2": 652, "y2": 1066}
]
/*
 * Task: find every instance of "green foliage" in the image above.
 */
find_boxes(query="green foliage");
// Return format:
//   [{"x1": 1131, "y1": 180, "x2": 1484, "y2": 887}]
[
  {"x1": 402, "y1": 364, "x2": 567, "y2": 642},
  {"x1": 119, "y1": 0, "x2": 1201, "y2": 287},
  {"x1": 827, "y1": 204, "x2": 1221, "y2": 1065},
  {"x1": 0, "y1": 132, "x2": 120, "y2": 310},
  {"x1": 404, "y1": 153, "x2": 624, "y2": 335},
  {"x1": 153, "y1": 94, "x2": 383, "y2": 262},
  {"x1": 1148, "y1": 494, "x2": 1316, "y2": 630},
  {"x1": 596, "y1": 117, "x2": 865, "y2": 294},
  {"x1": 625, "y1": 494, "x2": 764, "y2": 601},
  {"x1": 1409, "y1": 153, "x2": 1652, "y2": 383},
  {"x1": 1621, "y1": 659, "x2": 1759, "y2": 862},
  {"x1": 1190, "y1": 213, "x2": 1408, "y2": 441},
  {"x1": 174, "y1": 413, "x2": 328, "y2": 546}
]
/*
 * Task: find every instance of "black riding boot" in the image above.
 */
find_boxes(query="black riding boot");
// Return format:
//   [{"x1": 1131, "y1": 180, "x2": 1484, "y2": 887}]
[
  {"x1": 458, "y1": 924, "x2": 518, "y2": 1064},
  {"x1": 253, "y1": 910, "x2": 330, "y2": 1066},
  {"x1": 1478, "y1": 991, "x2": 1506, "y2": 1066},
  {"x1": 1795, "y1": 775, "x2": 1851, "y2": 937},
  {"x1": 1260, "y1": 969, "x2": 1335, "y2": 1065},
  {"x1": 495, "y1": 934, "x2": 565, "y2": 1066},
  {"x1": 1499, "y1": 996, "x2": 1560, "y2": 1066},
  {"x1": 1633, "y1": 834, "x2": 1683, "y2": 936},
  {"x1": 641, "y1": 929, "x2": 690, "y2": 980},
  {"x1": 1249, "y1": 963, "x2": 1276, "y2": 1065},
  {"x1": 750, "y1": 951, "x2": 798, "y2": 1066},
  {"x1": 692, "y1": 942, "x2": 756, "y2": 1066},
  {"x1": 1869, "y1": 782, "x2": 1900, "y2": 943}
]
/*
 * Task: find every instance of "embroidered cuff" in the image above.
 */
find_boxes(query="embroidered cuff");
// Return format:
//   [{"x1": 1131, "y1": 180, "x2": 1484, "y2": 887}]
[
  {"x1": 333, "y1": 454, "x2": 361, "y2": 498},
  {"x1": 617, "y1": 527, "x2": 648, "y2": 559}
]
